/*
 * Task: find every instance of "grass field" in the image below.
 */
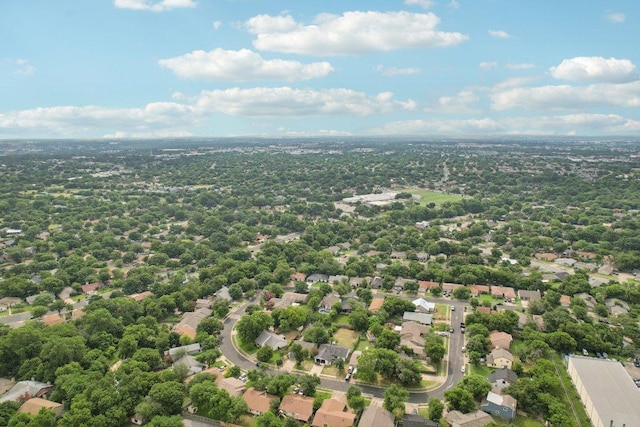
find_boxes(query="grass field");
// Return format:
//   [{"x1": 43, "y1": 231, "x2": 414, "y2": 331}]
[
  {"x1": 402, "y1": 189, "x2": 463, "y2": 206},
  {"x1": 332, "y1": 328, "x2": 360, "y2": 348}
]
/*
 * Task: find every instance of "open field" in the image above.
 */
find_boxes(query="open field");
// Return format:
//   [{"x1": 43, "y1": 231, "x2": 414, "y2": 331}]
[
  {"x1": 332, "y1": 328, "x2": 360, "y2": 348},
  {"x1": 402, "y1": 189, "x2": 463, "y2": 206}
]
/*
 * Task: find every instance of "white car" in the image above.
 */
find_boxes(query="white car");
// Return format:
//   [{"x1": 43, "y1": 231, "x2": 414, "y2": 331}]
[{"x1": 461, "y1": 366, "x2": 466, "y2": 373}]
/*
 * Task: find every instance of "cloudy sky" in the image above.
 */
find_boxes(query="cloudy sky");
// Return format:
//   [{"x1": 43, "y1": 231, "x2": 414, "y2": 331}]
[{"x1": 1, "y1": 0, "x2": 639, "y2": 139}]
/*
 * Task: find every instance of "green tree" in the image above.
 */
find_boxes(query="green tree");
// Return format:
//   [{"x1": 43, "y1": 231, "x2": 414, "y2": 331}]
[
  {"x1": 145, "y1": 415, "x2": 184, "y2": 427},
  {"x1": 236, "y1": 311, "x2": 273, "y2": 345},
  {"x1": 299, "y1": 374, "x2": 321, "y2": 396},
  {"x1": 376, "y1": 329, "x2": 401, "y2": 350},
  {"x1": 383, "y1": 384, "x2": 408, "y2": 420},
  {"x1": 148, "y1": 381, "x2": 185, "y2": 416},
  {"x1": 444, "y1": 387, "x2": 476, "y2": 413},
  {"x1": 303, "y1": 325, "x2": 329, "y2": 345},
  {"x1": 256, "y1": 346, "x2": 274, "y2": 363},
  {"x1": 460, "y1": 374, "x2": 492, "y2": 401},
  {"x1": 428, "y1": 398, "x2": 444, "y2": 422}
]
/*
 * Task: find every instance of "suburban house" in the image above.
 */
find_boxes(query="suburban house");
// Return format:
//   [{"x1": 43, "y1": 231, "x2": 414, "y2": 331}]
[
  {"x1": 358, "y1": 405, "x2": 395, "y2": 427},
  {"x1": 255, "y1": 330, "x2": 287, "y2": 350},
  {"x1": 270, "y1": 292, "x2": 308, "y2": 310},
  {"x1": 289, "y1": 272, "x2": 307, "y2": 284},
  {"x1": 401, "y1": 413, "x2": 438, "y2": 427},
  {"x1": 306, "y1": 273, "x2": 329, "y2": 284},
  {"x1": 390, "y1": 251, "x2": 407, "y2": 260},
  {"x1": 442, "y1": 283, "x2": 463, "y2": 294},
  {"x1": 319, "y1": 293, "x2": 341, "y2": 312},
  {"x1": 41, "y1": 313, "x2": 65, "y2": 326},
  {"x1": 487, "y1": 368, "x2": 518, "y2": 389},
  {"x1": 216, "y1": 376, "x2": 246, "y2": 397},
  {"x1": 370, "y1": 276, "x2": 383, "y2": 289},
  {"x1": 490, "y1": 285, "x2": 516, "y2": 301},
  {"x1": 412, "y1": 297, "x2": 435, "y2": 313},
  {"x1": 517, "y1": 289, "x2": 541, "y2": 302},
  {"x1": 311, "y1": 397, "x2": 356, "y2": 427},
  {"x1": 18, "y1": 398, "x2": 64, "y2": 418},
  {"x1": 468, "y1": 284, "x2": 491, "y2": 297},
  {"x1": 279, "y1": 394, "x2": 315, "y2": 422},
  {"x1": 328, "y1": 275, "x2": 348, "y2": 284},
  {"x1": 403, "y1": 311, "x2": 433, "y2": 325},
  {"x1": 418, "y1": 281, "x2": 440, "y2": 293},
  {"x1": 535, "y1": 252, "x2": 557, "y2": 262},
  {"x1": 445, "y1": 410, "x2": 493, "y2": 427},
  {"x1": 80, "y1": 282, "x2": 103, "y2": 295},
  {"x1": 214, "y1": 286, "x2": 233, "y2": 302},
  {"x1": 243, "y1": 388, "x2": 277, "y2": 416},
  {"x1": 487, "y1": 348, "x2": 514, "y2": 369},
  {"x1": 173, "y1": 354, "x2": 202, "y2": 376},
  {"x1": 173, "y1": 307, "x2": 212, "y2": 340},
  {"x1": 400, "y1": 321, "x2": 429, "y2": 357},
  {"x1": 0, "y1": 381, "x2": 53, "y2": 403},
  {"x1": 314, "y1": 344, "x2": 350, "y2": 365},
  {"x1": 559, "y1": 295, "x2": 571, "y2": 307},
  {"x1": 128, "y1": 291, "x2": 153, "y2": 302},
  {"x1": 164, "y1": 343, "x2": 202, "y2": 362},
  {"x1": 0, "y1": 297, "x2": 22, "y2": 309},
  {"x1": 481, "y1": 391, "x2": 517, "y2": 420},
  {"x1": 368, "y1": 297, "x2": 385, "y2": 312},
  {"x1": 489, "y1": 331, "x2": 513, "y2": 350}
]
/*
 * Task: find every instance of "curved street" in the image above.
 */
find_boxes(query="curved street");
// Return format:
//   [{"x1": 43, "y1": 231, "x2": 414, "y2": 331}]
[{"x1": 219, "y1": 296, "x2": 469, "y2": 404}]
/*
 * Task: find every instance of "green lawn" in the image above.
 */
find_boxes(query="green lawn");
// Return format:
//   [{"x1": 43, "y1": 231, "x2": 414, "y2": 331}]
[
  {"x1": 470, "y1": 364, "x2": 493, "y2": 377},
  {"x1": 491, "y1": 415, "x2": 544, "y2": 427},
  {"x1": 551, "y1": 353, "x2": 591, "y2": 427},
  {"x1": 332, "y1": 328, "x2": 360, "y2": 348},
  {"x1": 402, "y1": 189, "x2": 463, "y2": 206}
]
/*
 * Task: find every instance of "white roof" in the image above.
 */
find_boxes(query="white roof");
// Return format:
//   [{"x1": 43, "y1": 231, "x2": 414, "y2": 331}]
[
  {"x1": 412, "y1": 298, "x2": 435, "y2": 311},
  {"x1": 568, "y1": 355, "x2": 640, "y2": 427}
]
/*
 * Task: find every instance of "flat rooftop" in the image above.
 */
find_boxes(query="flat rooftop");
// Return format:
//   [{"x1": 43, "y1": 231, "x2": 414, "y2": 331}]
[{"x1": 568, "y1": 355, "x2": 640, "y2": 427}]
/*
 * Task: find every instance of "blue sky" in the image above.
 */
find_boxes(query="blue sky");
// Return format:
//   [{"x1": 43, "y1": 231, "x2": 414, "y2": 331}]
[{"x1": 1, "y1": 0, "x2": 639, "y2": 139}]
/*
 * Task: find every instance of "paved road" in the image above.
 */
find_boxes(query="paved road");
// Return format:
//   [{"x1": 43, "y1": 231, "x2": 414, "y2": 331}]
[{"x1": 219, "y1": 295, "x2": 469, "y2": 403}]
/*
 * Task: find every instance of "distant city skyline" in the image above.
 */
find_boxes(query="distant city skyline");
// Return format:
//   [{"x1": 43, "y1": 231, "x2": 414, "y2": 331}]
[{"x1": 1, "y1": 0, "x2": 639, "y2": 139}]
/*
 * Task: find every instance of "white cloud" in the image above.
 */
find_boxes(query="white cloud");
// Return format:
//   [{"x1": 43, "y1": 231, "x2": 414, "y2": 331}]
[
  {"x1": 506, "y1": 63, "x2": 535, "y2": 70},
  {"x1": 0, "y1": 102, "x2": 201, "y2": 136},
  {"x1": 213, "y1": 21, "x2": 222, "y2": 30},
  {"x1": 113, "y1": 0, "x2": 196, "y2": 12},
  {"x1": 370, "y1": 114, "x2": 640, "y2": 135},
  {"x1": 195, "y1": 86, "x2": 417, "y2": 117},
  {"x1": 493, "y1": 76, "x2": 540, "y2": 89},
  {"x1": 449, "y1": 1, "x2": 461, "y2": 9},
  {"x1": 404, "y1": 0, "x2": 434, "y2": 10},
  {"x1": 246, "y1": 11, "x2": 468, "y2": 55},
  {"x1": 606, "y1": 12, "x2": 625, "y2": 23},
  {"x1": 159, "y1": 49, "x2": 334, "y2": 81},
  {"x1": 550, "y1": 56, "x2": 637, "y2": 83},
  {"x1": 376, "y1": 65, "x2": 421, "y2": 77},
  {"x1": 479, "y1": 61, "x2": 498, "y2": 70},
  {"x1": 426, "y1": 90, "x2": 480, "y2": 113},
  {"x1": 488, "y1": 29, "x2": 511, "y2": 39},
  {"x1": 7, "y1": 58, "x2": 35, "y2": 75},
  {"x1": 491, "y1": 81, "x2": 640, "y2": 110}
]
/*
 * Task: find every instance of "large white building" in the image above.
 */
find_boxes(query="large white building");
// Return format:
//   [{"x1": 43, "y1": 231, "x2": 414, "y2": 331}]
[{"x1": 567, "y1": 355, "x2": 640, "y2": 427}]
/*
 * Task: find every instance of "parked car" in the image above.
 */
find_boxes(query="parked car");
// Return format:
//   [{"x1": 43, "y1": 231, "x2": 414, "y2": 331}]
[
  {"x1": 450, "y1": 305, "x2": 455, "y2": 311},
  {"x1": 450, "y1": 327, "x2": 454, "y2": 333},
  {"x1": 345, "y1": 374, "x2": 351, "y2": 381},
  {"x1": 461, "y1": 366, "x2": 466, "y2": 373},
  {"x1": 461, "y1": 346, "x2": 466, "y2": 352},
  {"x1": 582, "y1": 348, "x2": 589, "y2": 356}
]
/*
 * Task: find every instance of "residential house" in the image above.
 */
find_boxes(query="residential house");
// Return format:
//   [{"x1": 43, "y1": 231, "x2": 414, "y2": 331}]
[
  {"x1": 517, "y1": 289, "x2": 541, "y2": 302},
  {"x1": 418, "y1": 281, "x2": 440, "y2": 293},
  {"x1": 306, "y1": 273, "x2": 329, "y2": 284},
  {"x1": 128, "y1": 291, "x2": 153, "y2": 302},
  {"x1": 481, "y1": 391, "x2": 517, "y2": 420},
  {"x1": 368, "y1": 297, "x2": 384, "y2": 312},
  {"x1": 215, "y1": 286, "x2": 233, "y2": 302},
  {"x1": 319, "y1": 293, "x2": 341, "y2": 311},
  {"x1": 535, "y1": 253, "x2": 557, "y2": 262},
  {"x1": 487, "y1": 348, "x2": 514, "y2": 369},
  {"x1": 328, "y1": 275, "x2": 348, "y2": 285},
  {"x1": 243, "y1": 388, "x2": 277, "y2": 416},
  {"x1": 403, "y1": 312, "x2": 433, "y2": 325},
  {"x1": 174, "y1": 354, "x2": 203, "y2": 376},
  {"x1": 490, "y1": 285, "x2": 516, "y2": 301},
  {"x1": 442, "y1": 283, "x2": 463, "y2": 294},
  {"x1": 390, "y1": 251, "x2": 407, "y2": 260},
  {"x1": 290, "y1": 272, "x2": 307, "y2": 284},
  {"x1": 255, "y1": 330, "x2": 287, "y2": 350},
  {"x1": 445, "y1": 410, "x2": 493, "y2": 427},
  {"x1": 57, "y1": 287, "x2": 74, "y2": 304},
  {"x1": 0, "y1": 297, "x2": 22, "y2": 308},
  {"x1": 358, "y1": 405, "x2": 394, "y2": 427},
  {"x1": 605, "y1": 298, "x2": 630, "y2": 316},
  {"x1": 173, "y1": 307, "x2": 212, "y2": 340},
  {"x1": 311, "y1": 397, "x2": 356, "y2": 427},
  {"x1": 279, "y1": 394, "x2": 314, "y2": 422},
  {"x1": 468, "y1": 284, "x2": 490, "y2": 297},
  {"x1": 314, "y1": 344, "x2": 350, "y2": 365},
  {"x1": 560, "y1": 295, "x2": 571, "y2": 307},
  {"x1": 370, "y1": 276, "x2": 383, "y2": 289},
  {"x1": 326, "y1": 246, "x2": 341, "y2": 256},
  {"x1": 80, "y1": 282, "x2": 103, "y2": 295},
  {"x1": 18, "y1": 398, "x2": 64, "y2": 418},
  {"x1": 164, "y1": 343, "x2": 202, "y2": 362},
  {"x1": 487, "y1": 368, "x2": 518, "y2": 390},
  {"x1": 400, "y1": 321, "x2": 429, "y2": 357},
  {"x1": 489, "y1": 331, "x2": 513, "y2": 350},
  {"x1": 26, "y1": 292, "x2": 55, "y2": 305},
  {"x1": 195, "y1": 298, "x2": 212, "y2": 309},
  {"x1": 555, "y1": 258, "x2": 576, "y2": 266},
  {"x1": 0, "y1": 381, "x2": 53, "y2": 403},
  {"x1": 216, "y1": 376, "x2": 246, "y2": 397},
  {"x1": 401, "y1": 413, "x2": 438, "y2": 427},
  {"x1": 271, "y1": 292, "x2": 308, "y2": 310},
  {"x1": 412, "y1": 298, "x2": 435, "y2": 313},
  {"x1": 416, "y1": 252, "x2": 430, "y2": 262}
]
